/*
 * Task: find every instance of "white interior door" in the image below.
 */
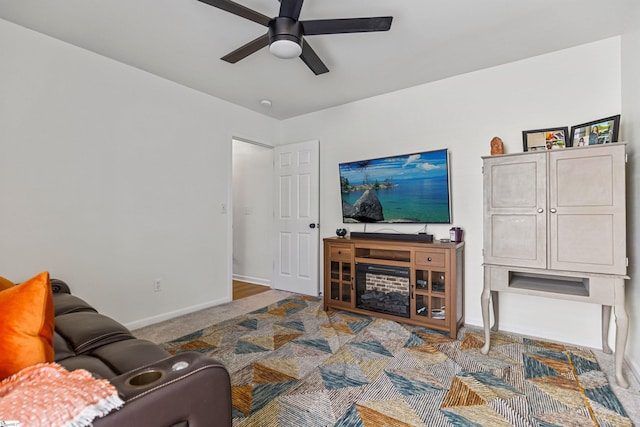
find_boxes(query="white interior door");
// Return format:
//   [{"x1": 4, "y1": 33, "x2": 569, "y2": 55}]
[{"x1": 272, "y1": 140, "x2": 320, "y2": 295}]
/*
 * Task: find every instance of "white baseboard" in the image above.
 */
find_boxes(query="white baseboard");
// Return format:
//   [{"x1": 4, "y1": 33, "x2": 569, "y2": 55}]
[
  {"x1": 232, "y1": 274, "x2": 271, "y2": 287},
  {"x1": 126, "y1": 277, "x2": 269, "y2": 331},
  {"x1": 124, "y1": 296, "x2": 232, "y2": 330}
]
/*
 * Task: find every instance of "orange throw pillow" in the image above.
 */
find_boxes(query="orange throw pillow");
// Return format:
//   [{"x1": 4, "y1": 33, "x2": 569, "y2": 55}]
[
  {"x1": 0, "y1": 276, "x2": 15, "y2": 291},
  {"x1": 0, "y1": 271, "x2": 55, "y2": 380}
]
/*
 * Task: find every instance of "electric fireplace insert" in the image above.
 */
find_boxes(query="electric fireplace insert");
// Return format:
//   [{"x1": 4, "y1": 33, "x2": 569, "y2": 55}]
[{"x1": 355, "y1": 263, "x2": 410, "y2": 318}]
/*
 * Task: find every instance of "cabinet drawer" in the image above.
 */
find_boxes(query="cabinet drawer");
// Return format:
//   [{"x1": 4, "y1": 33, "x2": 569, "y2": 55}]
[
  {"x1": 330, "y1": 245, "x2": 352, "y2": 261},
  {"x1": 415, "y1": 250, "x2": 446, "y2": 268}
]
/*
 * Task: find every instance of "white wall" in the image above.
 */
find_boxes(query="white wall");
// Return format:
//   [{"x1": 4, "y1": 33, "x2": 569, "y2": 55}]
[
  {"x1": 281, "y1": 37, "x2": 623, "y2": 349},
  {"x1": 0, "y1": 19, "x2": 279, "y2": 327},
  {"x1": 232, "y1": 139, "x2": 273, "y2": 285},
  {"x1": 621, "y1": 1, "x2": 640, "y2": 378},
  {"x1": 1, "y1": 15, "x2": 635, "y2": 363}
]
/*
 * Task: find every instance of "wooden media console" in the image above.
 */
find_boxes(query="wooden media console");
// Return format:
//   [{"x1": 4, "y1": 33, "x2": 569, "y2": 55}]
[{"x1": 323, "y1": 236, "x2": 464, "y2": 338}]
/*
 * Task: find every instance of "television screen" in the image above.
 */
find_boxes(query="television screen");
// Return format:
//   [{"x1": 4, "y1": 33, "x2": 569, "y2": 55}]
[{"x1": 339, "y1": 148, "x2": 451, "y2": 224}]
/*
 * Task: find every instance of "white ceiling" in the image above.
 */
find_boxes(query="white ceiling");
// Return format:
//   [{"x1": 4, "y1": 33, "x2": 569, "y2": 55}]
[{"x1": 0, "y1": 0, "x2": 631, "y2": 119}]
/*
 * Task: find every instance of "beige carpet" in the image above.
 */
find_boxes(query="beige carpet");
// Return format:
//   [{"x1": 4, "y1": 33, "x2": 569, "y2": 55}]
[
  {"x1": 134, "y1": 290, "x2": 294, "y2": 343},
  {"x1": 133, "y1": 290, "x2": 640, "y2": 425}
]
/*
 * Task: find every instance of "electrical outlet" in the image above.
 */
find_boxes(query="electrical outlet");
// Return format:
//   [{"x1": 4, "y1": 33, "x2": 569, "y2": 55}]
[{"x1": 153, "y1": 278, "x2": 162, "y2": 292}]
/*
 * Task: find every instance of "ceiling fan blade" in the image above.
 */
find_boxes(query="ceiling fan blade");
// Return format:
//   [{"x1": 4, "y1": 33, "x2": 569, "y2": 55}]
[
  {"x1": 302, "y1": 16, "x2": 392, "y2": 35},
  {"x1": 221, "y1": 33, "x2": 270, "y2": 63},
  {"x1": 299, "y1": 40, "x2": 329, "y2": 75},
  {"x1": 197, "y1": 0, "x2": 272, "y2": 26},
  {"x1": 279, "y1": 0, "x2": 304, "y2": 20}
]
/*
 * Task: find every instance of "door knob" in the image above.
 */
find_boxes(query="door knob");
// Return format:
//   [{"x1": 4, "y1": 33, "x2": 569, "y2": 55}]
[
  {"x1": 537, "y1": 208, "x2": 544, "y2": 213},
  {"x1": 309, "y1": 223, "x2": 319, "y2": 229},
  {"x1": 550, "y1": 208, "x2": 557, "y2": 213}
]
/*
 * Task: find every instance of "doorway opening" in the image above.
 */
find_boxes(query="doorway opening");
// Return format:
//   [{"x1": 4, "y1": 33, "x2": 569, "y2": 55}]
[{"x1": 231, "y1": 138, "x2": 274, "y2": 299}]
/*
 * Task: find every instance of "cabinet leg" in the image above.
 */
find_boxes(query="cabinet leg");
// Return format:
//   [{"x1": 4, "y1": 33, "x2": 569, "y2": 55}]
[
  {"x1": 613, "y1": 289, "x2": 629, "y2": 388},
  {"x1": 601, "y1": 305, "x2": 612, "y2": 354},
  {"x1": 490, "y1": 291, "x2": 499, "y2": 332},
  {"x1": 481, "y1": 286, "x2": 492, "y2": 355}
]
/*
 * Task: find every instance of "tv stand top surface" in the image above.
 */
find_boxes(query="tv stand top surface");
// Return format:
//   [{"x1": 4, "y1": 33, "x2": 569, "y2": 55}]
[{"x1": 326, "y1": 235, "x2": 463, "y2": 248}]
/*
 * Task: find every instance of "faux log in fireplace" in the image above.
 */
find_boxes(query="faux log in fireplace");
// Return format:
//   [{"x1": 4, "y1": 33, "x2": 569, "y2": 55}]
[{"x1": 356, "y1": 263, "x2": 410, "y2": 318}]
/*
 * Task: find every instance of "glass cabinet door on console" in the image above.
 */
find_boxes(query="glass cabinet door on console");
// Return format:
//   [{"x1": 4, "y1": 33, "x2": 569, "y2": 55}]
[
  {"x1": 327, "y1": 244, "x2": 353, "y2": 306},
  {"x1": 413, "y1": 250, "x2": 449, "y2": 325}
]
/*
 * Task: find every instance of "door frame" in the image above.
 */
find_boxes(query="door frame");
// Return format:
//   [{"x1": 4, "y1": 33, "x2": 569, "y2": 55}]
[{"x1": 228, "y1": 136, "x2": 276, "y2": 300}]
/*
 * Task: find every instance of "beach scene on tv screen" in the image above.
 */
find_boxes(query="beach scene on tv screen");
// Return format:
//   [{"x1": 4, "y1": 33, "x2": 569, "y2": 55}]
[{"x1": 340, "y1": 149, "x2": 451, "y2": 223}]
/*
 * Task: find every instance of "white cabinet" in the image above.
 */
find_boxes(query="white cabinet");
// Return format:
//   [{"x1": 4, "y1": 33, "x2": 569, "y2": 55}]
[
  {"x1": 481, "y1": 144, "x2": 629, "y2": 388},
  {"x1": 483, "y1": 144, "x2": 626, "y2": 274}
]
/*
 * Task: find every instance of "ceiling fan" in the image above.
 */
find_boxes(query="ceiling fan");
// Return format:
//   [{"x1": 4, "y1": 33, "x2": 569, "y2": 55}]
[{"x1": 197, "y1": 0, "x2": 393, "y2": 75}]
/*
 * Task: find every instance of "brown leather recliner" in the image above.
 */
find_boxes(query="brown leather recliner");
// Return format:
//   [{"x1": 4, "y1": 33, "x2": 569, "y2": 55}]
[{"x1": 51, "y1": 279, "x2": 231, "y2": 427}]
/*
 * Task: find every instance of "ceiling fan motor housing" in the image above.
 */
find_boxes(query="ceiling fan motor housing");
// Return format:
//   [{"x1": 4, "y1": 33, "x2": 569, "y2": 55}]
[{"x1": 268, "y1": 17, "x2": 303, "y2": 47}]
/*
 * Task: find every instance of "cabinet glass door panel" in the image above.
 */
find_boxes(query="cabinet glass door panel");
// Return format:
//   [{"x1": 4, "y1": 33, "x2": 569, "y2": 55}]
[
  {"x1": 430, "y1": 296, "x2": 446, "y2": 321},
  {"x1": 331, "y1": 261, "x2": 340, "y2": 280},
  {"x1": 414, "y1": 266, "x2": 447, "y2": 322},
  {"x1": 342, "y1": 263, "x2": 352, "y2": 303},
  {"x1": 415, "y1": 295, "x2": 429, "y2": 318},
  {"x1": 342, "y1": 283, "x2": 352, "y2": 303},
  {"x1": 416, "y1": 270, "x2": 428, "y2": 291},
  {"x1": 330, "y1": 282, "x2": 340, "y2": 301},
  {"x1": 342, "y1": 264, "x2": 351, "y2": 282},
  {"x1": 328, "y1": 259, "x2": 352, "y2": 305},
  {"x1": 431, "y1": 271, "x2": 446, "y2": 294}
]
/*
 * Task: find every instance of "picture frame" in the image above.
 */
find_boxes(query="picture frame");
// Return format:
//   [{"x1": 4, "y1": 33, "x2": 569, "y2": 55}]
[
  {"x1": 569, "y1": 115, "x2": 620, "y2": 147},
  {"x1": 522, "y1": 127, "x2": 570, "y2": 152}
]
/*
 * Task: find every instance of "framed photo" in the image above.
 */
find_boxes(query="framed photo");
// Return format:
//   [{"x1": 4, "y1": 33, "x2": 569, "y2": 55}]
[
  {"x1": 522, "y1": 127, "x2": 569, "y2": 152},
  {"x1": 569, "y1": 115, "x2": 620, "y2": 147}
]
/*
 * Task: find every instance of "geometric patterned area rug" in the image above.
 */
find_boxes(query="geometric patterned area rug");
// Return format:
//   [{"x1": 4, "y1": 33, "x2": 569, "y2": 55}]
[{"x1": 162, "y1": 296, "x2": 632, "y2": 427}]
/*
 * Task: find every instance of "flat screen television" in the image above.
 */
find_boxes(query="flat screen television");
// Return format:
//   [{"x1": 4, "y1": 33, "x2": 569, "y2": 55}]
[{"x1": 339, "y1": 148, "x2": 451, "y2": 224}]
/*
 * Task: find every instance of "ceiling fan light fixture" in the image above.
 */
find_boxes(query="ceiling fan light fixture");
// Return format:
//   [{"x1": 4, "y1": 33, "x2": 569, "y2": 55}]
[
  {"x1": 269, "y1": 39, "x2": 302, "y2": 59},
  {"x1": 202, "y1": 0, "x2": 393, "y2": 74},
  {"x1": 268, "y1": 17, "x2": 302, "y2": 59}
]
